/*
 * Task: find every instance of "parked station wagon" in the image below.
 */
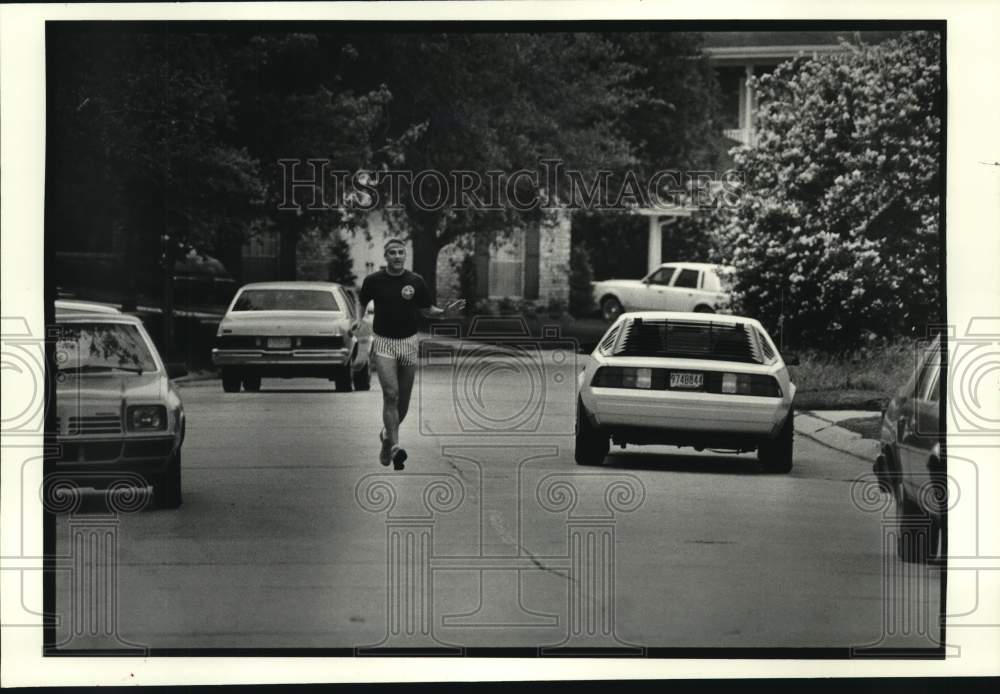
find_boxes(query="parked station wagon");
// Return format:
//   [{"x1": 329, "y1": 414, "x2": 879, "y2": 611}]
[{"x1": 592, "y1": 262, "x2": 735, "y2": 322}]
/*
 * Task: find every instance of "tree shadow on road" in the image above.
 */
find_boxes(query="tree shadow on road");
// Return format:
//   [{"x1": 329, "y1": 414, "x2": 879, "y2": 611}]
[
  {"x1": 255, "y1": 388, "x2": 342, "y2": 394},
  {"x1": 603, "y1": 451, "x2": 763, "y2": 475}
]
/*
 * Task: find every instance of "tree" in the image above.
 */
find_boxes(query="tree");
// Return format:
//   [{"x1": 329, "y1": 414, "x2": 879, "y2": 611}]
[
  {"x1": 326, "y1": 234, "x2": 357, "y2": 286},
  {"x1": 342, "y1": 33, "x2": 640, "y2": 300},
  {"x1": 46, "y1": 30, "x2": 264, "y2": 352},
  {"x1": 570, "y1": 33, "x2": 726, "y2": 277},
  {"x1": 717, "y1": 31, "x2": 942, "y2": 348},
  {"x1": 227, "y1": 34, "x2": 391, "y2": 279}
]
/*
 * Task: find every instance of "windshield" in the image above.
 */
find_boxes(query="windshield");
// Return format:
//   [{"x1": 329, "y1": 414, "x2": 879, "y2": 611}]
[
  {"x1": 55, "y1": 322, "x2": 158, "y2": 373},
  {"x1": 614, "y1": 317, "x2": 762, "y2": 363},
  {"x1": 232, "y1": 289, "x2": 340, "y2": 311}
]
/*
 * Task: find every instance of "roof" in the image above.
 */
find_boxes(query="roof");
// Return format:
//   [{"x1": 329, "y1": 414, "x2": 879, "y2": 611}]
[
  {"x1": 618, "y1": 311, "x2": 763, "y2": 328},
  {"x1": 54, "y1": 299, "x2": 122, "y2": 316},
  {"x1": 55, "y1": 312, "x2": 144, "y2": 325},
  {"x1": 237, "y1": 281, "x2": 344, "y2": 291},
  {"x1": 701, "y1": 30, "x2": 905, "y2": 64},
  {"x1": 700, "y1": 30, "x2": 904, "y2": 50},
  {"x1": 659, "y1": 261, "x2": 735, "y2": 272}
]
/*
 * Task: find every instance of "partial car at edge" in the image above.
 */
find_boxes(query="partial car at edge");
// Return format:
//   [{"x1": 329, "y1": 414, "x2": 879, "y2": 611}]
[
  {"x1": 873, "y1": 335, "x2": 945, "y2": 564},
  {"x1": 52, "y1": 300, "x2": 186, "y2": 509}
]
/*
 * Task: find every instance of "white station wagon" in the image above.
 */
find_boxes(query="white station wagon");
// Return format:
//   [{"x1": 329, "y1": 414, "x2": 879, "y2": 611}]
[
  {"x1": 576, "y1": 311, "x2": 797, "y2": 472},
  {"x1": 212, "y1": 281, "x2": 373, "y2": 393},
  {"x1": 592, "y1": 262, "x2": 735, "y2": 322}
]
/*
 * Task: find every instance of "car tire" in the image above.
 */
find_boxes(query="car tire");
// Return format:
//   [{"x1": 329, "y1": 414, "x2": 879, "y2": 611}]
[
  {"x1": 242, "y1": 374, "x2": 261, "y2": 392},
  {"x1": 221, "y1": 369, "x2": 242, "y2": 393},
  {"x1": 601, "y1": 296, "x2": 624, "y2": 323},
  {"x1": 154, "y1": 452, "x2": 183, "y2": 509},
  {"x1": 334, "y1": 366, "x2": 354, "y2": 393},
  {"x1": 575, "y1": 400, "x2": 609, "y2": 466},
  {"x1": 895, "y1": 488, "x2": 940, "y2": 564},
  {"x1": 694, "y1": 304, "x2": 716, "y2": 314},
  {"x1": 758, "y1": 410, "x2": 794, "y2": 473},
  {"x1": 353, "y1": 358, "x2": 372, "y2": 391}
]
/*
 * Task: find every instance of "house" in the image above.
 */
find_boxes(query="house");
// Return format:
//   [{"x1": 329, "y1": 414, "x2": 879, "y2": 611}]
[
  {"x1": 295, "y1": 211, "x2": 572, "y2": 309},
  {"x1": 637, "y1": 30, "x2": 906, "y2": 273}
]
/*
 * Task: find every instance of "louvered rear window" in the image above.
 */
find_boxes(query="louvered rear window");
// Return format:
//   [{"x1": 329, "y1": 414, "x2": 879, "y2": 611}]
[
  {"x1": 598, "y1": 324, "x2": 621, "y2": 354},
  {"x1": 613, "y1": 317, "x2": 761, "y2": 363}
]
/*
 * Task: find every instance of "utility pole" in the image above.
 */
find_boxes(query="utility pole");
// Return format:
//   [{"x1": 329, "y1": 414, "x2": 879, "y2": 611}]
[{"x1": 160, "y1": 233, "x2": 175, "y2": 361}]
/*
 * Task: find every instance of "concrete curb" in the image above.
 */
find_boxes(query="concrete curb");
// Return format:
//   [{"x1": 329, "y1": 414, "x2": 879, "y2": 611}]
[{"x1": 794, "y1": 411, "x2": 880, "y2": 463}]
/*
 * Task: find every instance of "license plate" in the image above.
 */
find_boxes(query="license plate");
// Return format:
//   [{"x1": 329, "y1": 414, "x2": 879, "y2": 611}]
[
  {"x1": 268, "y1": 337, "x2": 291, "y2": 349},
  {"x1": 670, "y1": 371, "x2": 703, "y2": 389}
]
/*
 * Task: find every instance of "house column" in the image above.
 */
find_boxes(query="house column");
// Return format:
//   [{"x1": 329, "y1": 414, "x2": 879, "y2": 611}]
[{"x1": 647, "y1": 215, "x2": 662, "y2": 275}]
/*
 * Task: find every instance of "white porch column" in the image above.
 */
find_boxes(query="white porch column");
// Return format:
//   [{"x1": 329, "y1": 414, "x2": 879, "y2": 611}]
[{"x1": 647, "y1": 214, "x2": 662, "y2": 274}]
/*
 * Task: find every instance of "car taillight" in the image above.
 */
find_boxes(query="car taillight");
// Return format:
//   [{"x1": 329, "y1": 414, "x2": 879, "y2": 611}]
[
  {"x1": 719, "y1": 372, "x2": 781, "y2": 397},
  {"x1": 592, "y1": 367, "x2": 657, "y2": 389}
]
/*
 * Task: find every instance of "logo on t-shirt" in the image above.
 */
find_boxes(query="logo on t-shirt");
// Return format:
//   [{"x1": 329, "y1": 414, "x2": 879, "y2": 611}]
[{"x1": 401, "y1": 285, "x2": 415, "y2": 300}]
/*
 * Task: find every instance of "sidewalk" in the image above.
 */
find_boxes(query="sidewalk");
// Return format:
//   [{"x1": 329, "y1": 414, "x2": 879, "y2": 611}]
[{"x1": 795, "y1": 410, "x2": 880, "y2": 463}]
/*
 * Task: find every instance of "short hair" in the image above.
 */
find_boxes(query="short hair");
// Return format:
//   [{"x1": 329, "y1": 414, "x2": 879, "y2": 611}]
[{"x1": 383, "y1": 238, "x2": 406, "y2": 251}]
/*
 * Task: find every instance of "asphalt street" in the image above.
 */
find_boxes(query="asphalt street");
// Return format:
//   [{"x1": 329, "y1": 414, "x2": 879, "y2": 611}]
[{"x1": 53, "y1": 361, "x2": 943, "y2": 652}]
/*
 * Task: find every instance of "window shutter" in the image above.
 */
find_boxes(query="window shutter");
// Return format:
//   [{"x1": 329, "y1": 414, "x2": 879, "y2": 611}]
[
  {"x1": 474, "y1": 234, "x2": 490, "y2": 299},
  {"x1": 523, "y1": 225, "x2": 540, "y2": 300}
]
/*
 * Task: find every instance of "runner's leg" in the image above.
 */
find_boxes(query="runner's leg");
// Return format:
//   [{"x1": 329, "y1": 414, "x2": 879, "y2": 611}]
[
  {"x1": 373, "y1": 354, "x2": 401, "y2": 446},
  {"x1": 396, "y1": 362, "x2": 417, "y2": 425}
]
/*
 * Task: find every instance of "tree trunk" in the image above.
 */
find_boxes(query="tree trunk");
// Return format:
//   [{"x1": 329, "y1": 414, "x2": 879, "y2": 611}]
[
  {"x1": 278, "y1": 216, "x2": 300, "y2": 281},
  {"x1": 410, "y1": 223, "x2": 441, "y2": 304},
  {"x1": 161, "y1": 237, "x2": 175, "y2": 361}
]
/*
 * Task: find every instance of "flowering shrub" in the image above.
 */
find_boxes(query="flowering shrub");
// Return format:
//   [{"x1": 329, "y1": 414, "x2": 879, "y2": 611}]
[{"x1": 718, "y1": 32, "x2": 942, "y2": 349}]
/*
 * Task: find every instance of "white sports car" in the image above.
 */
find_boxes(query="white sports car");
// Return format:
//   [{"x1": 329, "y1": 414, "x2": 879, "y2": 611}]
[
  {"x1": 591, "y1": 262, "x2": 735, "y2": 321},
  {"x1": 576, "y1": 311, "x2": 798, "y2": 472}
]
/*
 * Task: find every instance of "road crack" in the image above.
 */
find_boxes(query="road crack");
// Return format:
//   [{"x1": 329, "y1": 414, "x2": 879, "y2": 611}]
[{"x1": 519, "y1": 545, "x2": 573, "y2": 582}]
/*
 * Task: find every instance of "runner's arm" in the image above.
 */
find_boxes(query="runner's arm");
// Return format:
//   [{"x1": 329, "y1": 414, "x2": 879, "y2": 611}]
[{"x1": 420, "y1": 299, "x2": 466, "y2": 317}]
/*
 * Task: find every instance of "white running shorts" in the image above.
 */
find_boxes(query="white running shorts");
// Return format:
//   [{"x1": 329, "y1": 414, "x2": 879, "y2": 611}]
[{"x1": 372, "y1": 333, "x2": 419, "y2": 367}]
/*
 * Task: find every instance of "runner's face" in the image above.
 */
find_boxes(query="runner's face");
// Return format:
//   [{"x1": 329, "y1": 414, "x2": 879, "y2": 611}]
[{"x1": 384, "y1": 245, "x2": 406, "y2": 272}]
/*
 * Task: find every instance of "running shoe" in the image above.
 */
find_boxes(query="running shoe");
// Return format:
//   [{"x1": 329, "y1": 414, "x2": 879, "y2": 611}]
[
  {"x1": 390, "y1": 444, "x2": 407, "y2": 471},
  {"x1": 378, "y1": 429, "x2": 391, "y2": 466}
]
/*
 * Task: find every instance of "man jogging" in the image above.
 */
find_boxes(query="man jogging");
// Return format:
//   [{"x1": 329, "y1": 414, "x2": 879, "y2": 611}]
[{"x1": 359, "y1": 238, "x2": 465, "y2": 470}]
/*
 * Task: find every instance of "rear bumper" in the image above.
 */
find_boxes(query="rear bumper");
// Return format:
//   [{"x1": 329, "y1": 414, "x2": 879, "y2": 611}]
[
  {"x1": 582, "y1": 387, "x2": 791, "y2": 438},
  {"x1": 212, "y1": 348, "x2": 351, "y2": 368}
]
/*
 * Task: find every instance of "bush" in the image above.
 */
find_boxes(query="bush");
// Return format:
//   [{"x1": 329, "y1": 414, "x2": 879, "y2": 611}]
[
  {"x1": 327, "y1": 235, "x2": 357, "y2": 286},
  {"x1": 718, "y1": 32, "x2": 942, "y2": 349}
]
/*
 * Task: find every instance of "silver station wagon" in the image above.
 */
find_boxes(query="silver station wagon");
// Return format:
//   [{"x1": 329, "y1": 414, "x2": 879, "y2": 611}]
[
  {"x1": 577, "y1": 311, "x2": 798, "y2": 472},
  {"x1": 212, "y1": 281, "x2": 373, "y2": 393},
  {"x1": 52, "y1": 300, "x2": 187, "y2": 509}
]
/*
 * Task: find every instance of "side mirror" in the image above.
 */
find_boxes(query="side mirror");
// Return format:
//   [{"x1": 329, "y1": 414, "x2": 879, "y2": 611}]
[
  {"x1": 166, "y1": 362, "x2": 189, "y2": 379},
  {"x1": 781, "y1": 351, "x2": 800, "y2": 366}
]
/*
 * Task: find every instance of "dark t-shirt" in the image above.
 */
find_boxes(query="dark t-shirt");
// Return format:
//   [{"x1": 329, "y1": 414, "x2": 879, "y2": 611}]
[{"x1": 359, "y1": 269, "x2": 432, "y2": 338}]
